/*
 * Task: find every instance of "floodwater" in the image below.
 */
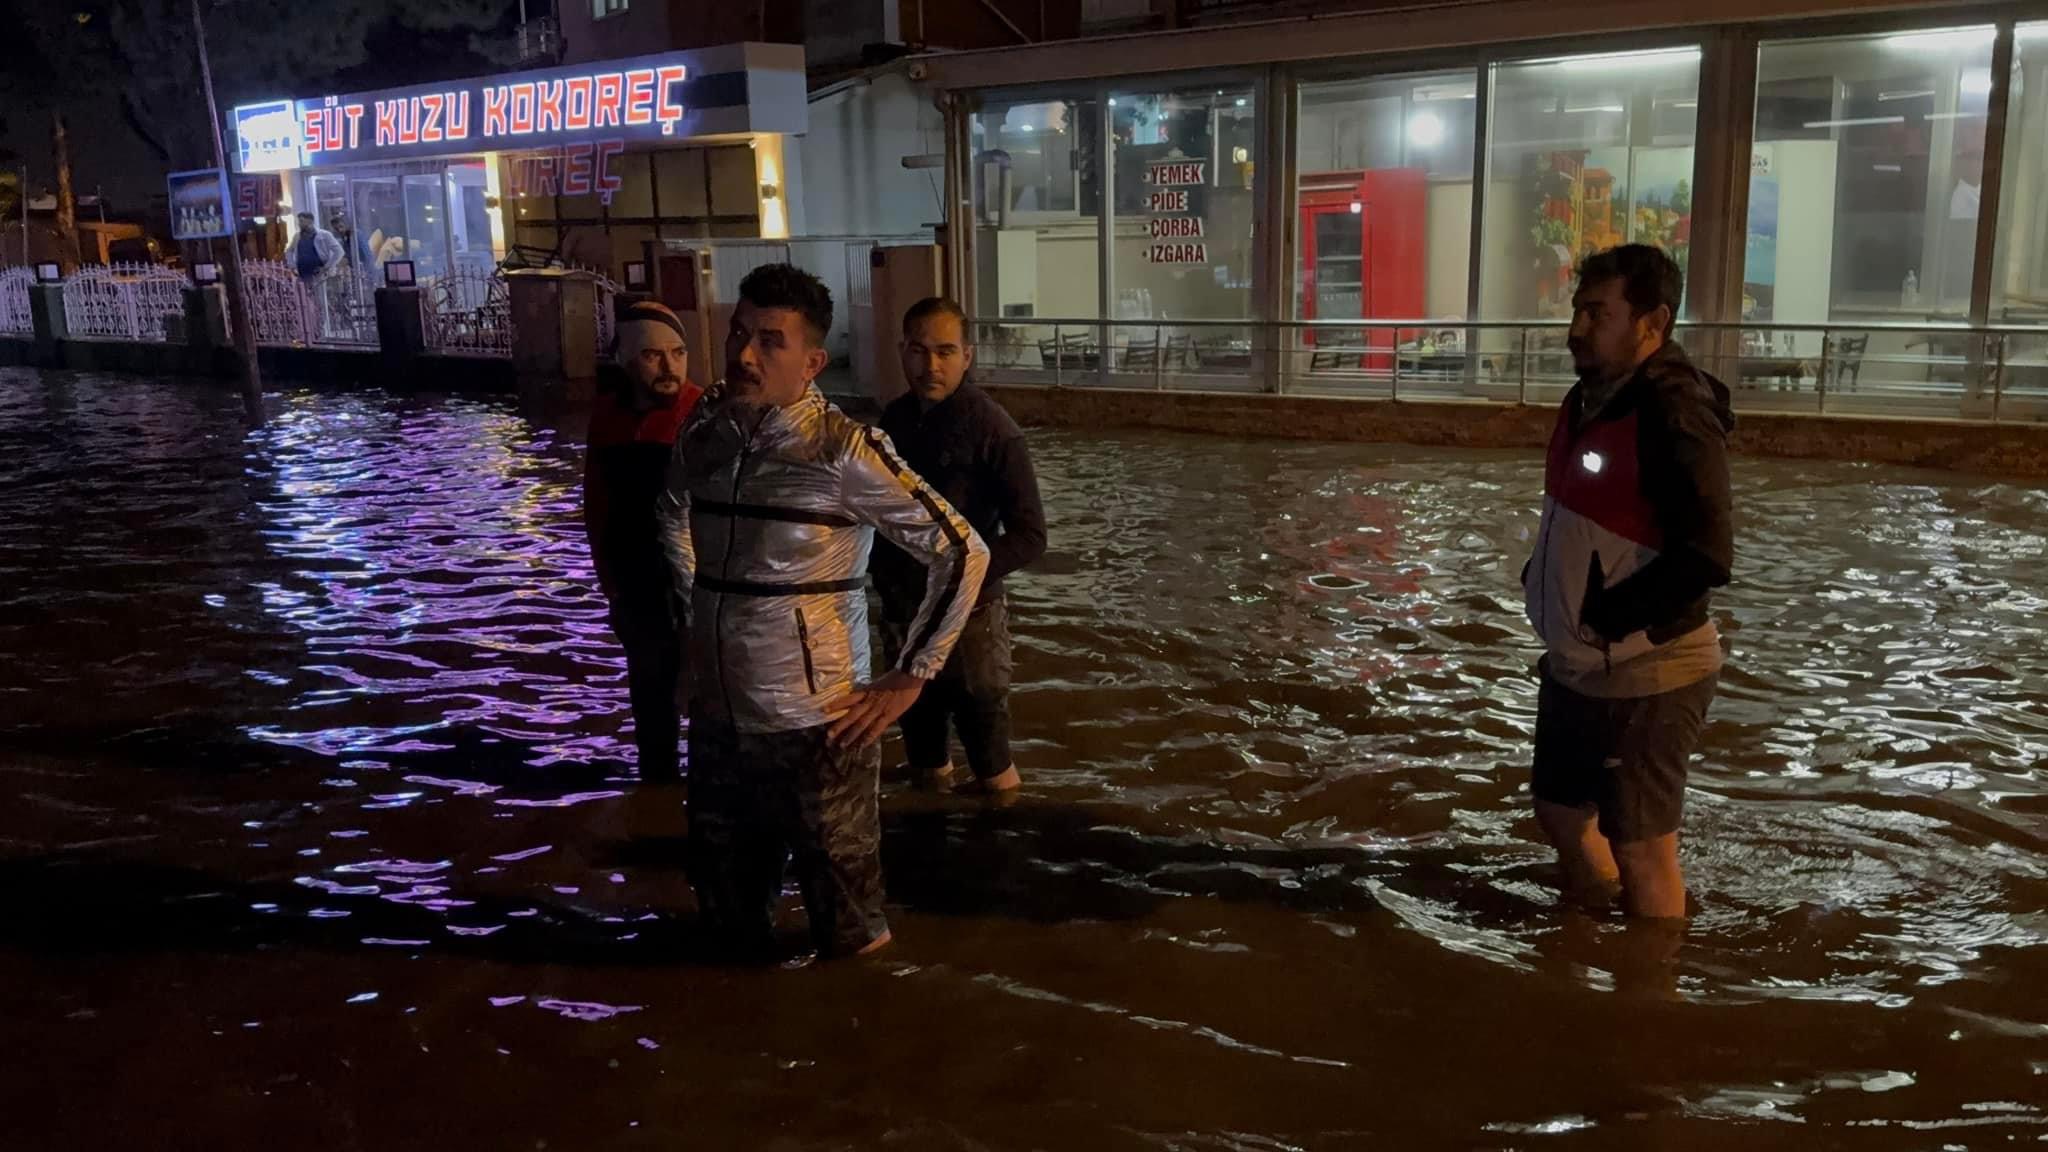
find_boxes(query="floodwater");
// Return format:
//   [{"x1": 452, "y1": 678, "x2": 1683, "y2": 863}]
[{"x1": 2, "y1": 367, "x2": 2045, "y2": 1151}]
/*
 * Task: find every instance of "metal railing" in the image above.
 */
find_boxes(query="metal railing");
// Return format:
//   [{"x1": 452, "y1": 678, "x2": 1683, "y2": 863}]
[
  {"x1": 967, "y1": 316, "x2": 2048, "y2": 424},
  {"x1": 61, "y1": 263, "x2": 191, "y2": 342},
  {"x1": 423, "y1": 268, "x2": 513, "y2": 358},
  {"x1": 0, "y1": 266, "x2": 32, "y2": 337},
  {"x1": 592, "y1": 270, "x2": 622, "y2": 361},
  {"x1": 515, "y1": 15, "x2": 560, "y2": 64}
]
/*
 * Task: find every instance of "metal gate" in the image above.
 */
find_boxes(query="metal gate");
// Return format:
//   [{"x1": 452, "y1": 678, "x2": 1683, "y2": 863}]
[
  {"x1": 62, "y1": 266, "x2": 139, "y2": 340},
  {"x1": 0, "y1": 267, "x2": 31, "y2": 337},
  {"x1": 241, "y1": 260, "x2": 314, "y2": 346}
]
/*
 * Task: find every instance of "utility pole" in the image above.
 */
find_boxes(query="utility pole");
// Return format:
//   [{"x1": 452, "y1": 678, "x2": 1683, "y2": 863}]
[{"x1": 190, "y1": 0, "x2": 264, "y2": 424}]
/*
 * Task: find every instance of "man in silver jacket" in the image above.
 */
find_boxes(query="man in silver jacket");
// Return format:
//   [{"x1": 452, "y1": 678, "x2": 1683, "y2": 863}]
[{"x1": 658, "y1": 263, "x2": 988, "y2": 959}]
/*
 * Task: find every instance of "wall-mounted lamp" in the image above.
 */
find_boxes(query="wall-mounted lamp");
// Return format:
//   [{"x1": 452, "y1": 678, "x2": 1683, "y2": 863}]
[
  {"x1": 759, "y1": 182, "x2": 782, "y2": 202},
  {"x1": 192, "y1": 262, "x2": 220, "y2": 285}
]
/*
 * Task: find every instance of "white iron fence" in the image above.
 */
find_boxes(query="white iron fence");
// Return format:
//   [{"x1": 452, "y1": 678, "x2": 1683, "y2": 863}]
[
  {"x1": 0, "y1": 266, "x2": 32, "y2": 337},
  {"x1": 241, "y1": 260, "x2": 313, "y2": 346},
  {"x1": 242, "y1": 259, "x2": 383, "y2": 348},
  {"x1": 62, "y1": 263, "x2": 191, "y2": 341},
  {"x1": 423, "y1": 268, "x2": 512, "y2": 357}
]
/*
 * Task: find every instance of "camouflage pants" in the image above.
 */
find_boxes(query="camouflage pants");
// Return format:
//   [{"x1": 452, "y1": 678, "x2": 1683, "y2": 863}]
[
  {"x1": 686, "y1": 720, "x2": 887, "y2": 957},
  {"x1": 882, "y1": 598, "x2": 1014, "y2": 780}
]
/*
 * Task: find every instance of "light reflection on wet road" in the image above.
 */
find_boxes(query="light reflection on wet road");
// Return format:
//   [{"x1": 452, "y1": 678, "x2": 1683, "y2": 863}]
[{"x1": 1, "y1": 369, "x2": 2044, "y2": 1150}]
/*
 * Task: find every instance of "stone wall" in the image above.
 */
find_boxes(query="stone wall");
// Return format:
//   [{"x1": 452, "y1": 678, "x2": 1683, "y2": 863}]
[{"x1": 980, "y1": 384, "x2": 2048, "y2": 478}]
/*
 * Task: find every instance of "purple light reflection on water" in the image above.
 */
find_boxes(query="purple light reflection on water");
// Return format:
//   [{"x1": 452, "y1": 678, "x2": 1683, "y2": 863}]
[
  {"x1": 495, "y1": 791, "x2": 626, "y2": 809},
  {"x1": 535, "y1": 999, "x2": 645, "y2": 1022},
  {"x1": 239, "y1": 399, "x2": 637, "y2": 773}
]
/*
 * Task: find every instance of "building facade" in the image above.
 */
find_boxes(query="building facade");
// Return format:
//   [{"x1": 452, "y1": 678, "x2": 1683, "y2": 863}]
[
  {"x1": 231, "y1": 43, "x2": 808, "y2": 281},
  {"x1": 918, "y1": 0, "x2": 2048, "y2": 404}
]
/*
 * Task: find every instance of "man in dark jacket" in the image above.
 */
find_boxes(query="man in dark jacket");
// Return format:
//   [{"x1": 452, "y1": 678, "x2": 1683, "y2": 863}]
[
  {"x1": 873, "y1": 297, "x2": 1047, "y2": 793},
  {"x1": 1521, "y1": 244, "x2": 1734, "y2": 920},
  {"x1": 585, "y1": 300, "x2": 703, "y2": 785}
]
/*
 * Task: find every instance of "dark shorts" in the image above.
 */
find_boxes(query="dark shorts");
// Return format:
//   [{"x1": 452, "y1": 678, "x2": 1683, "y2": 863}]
[
  {"x1": 1532, "y1": 666, "x2": 1718, "y2": 843},
  {"x1": 686, "y1": 720, "x2": 887, "y2": 958},
  {"x1": 882, "y1": 599, "x2": 1014, "y2": 781}
]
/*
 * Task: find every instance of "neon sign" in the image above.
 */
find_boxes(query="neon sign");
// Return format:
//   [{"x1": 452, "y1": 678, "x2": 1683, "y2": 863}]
[
  {"x1": 506, "y1": 139, "x2": 629, "y2": 205},
  {"x1": 263, "y1": 51, "x2": 697, "y2": 170}
]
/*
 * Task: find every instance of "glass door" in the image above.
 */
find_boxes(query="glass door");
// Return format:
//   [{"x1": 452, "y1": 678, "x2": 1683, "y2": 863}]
[
  {"x1": 352, "y1": 177, "x2": 407, "y2": 273},
  {"x1": 402, "y1": 173, "x2": 451, "y2": 283}
]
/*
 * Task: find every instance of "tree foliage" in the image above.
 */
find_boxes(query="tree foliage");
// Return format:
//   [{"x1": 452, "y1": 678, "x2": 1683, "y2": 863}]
[{"x1": 0, "y1": 0, "x2": 518, "y2": 170}]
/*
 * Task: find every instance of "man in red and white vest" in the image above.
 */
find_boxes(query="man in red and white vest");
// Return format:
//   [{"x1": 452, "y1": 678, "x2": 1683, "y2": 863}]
[{"x1": 1521, "y1": 244, "x2": 1735, "y2": 920}]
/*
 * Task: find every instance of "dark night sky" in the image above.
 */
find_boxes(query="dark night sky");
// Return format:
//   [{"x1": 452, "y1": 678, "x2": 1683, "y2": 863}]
[{"x1": 3, "y1": 6, "x2": 518, "y2": 214}]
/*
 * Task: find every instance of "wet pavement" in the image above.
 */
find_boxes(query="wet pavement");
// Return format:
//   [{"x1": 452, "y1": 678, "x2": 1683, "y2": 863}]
[{"x1": 2, "y1": 367, "x2": 2045, "y2": 1150}]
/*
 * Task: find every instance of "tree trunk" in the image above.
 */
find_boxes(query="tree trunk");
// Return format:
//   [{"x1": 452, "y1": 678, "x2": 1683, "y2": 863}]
[{"x1": 51, "y1": 109, "x2": 83, "y2": 270}]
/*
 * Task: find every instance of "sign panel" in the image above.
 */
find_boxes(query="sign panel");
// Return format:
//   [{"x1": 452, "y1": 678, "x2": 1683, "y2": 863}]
[
  {"x1": 233, "y1": 100, "x2": 305, "y2": 173},
  {"x1": 234, "y1": 173, "x2": 284, "y2": 220},
  {"x1": 1142, "y1": 160, "x2": 1209, "y2": 265},
  {"x1": 288, "y1": 50, "x2": 700, "y2": 169},
  {"x1": 168, "y1": 168, "x2": 232, "y2": 240}
]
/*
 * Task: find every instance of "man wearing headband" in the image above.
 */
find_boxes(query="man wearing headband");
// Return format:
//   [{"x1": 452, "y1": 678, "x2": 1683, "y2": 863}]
[{"x1": 586, "y1": 300, "x2": 703, "y2": 787}]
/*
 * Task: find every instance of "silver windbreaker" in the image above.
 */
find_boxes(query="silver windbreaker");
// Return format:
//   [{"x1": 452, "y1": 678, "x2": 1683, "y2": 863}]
[{"x1": 656, "y1": 383, "x2": 989, "y2": 734}]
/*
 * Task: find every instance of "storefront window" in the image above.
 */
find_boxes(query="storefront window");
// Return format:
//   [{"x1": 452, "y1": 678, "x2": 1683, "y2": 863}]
[
  {"x1": 654, "y1": 150, "x2": 710, "y2": 218},
  {"x1": 446, "y1": 161, "x2": 496, "y2": 276},
  {"x1": 609, "y1": 154, "x2": 656, "y2": 219},
  {"x1": 307, "y1": 175, "x2": 356, "y2": 272},
  {"x1": 1480, "y1": 47, "x2": 1702, "y2": 321},
  {"x1": 1995, "y1": 23, "x2": 2048, "y2": 323},
  {"x1": 352, "y1": 177, "x2": 409, "y2": 273},
  {"x1": 1108, "y1": 81, "x2": 1257, "y2": 328},
  {"x1": 1296, "y1": 69, "x2": 1476, "y2": 332},
  {"x1": 1750, "y1": 28, "x2": 1994, "y2": 323},
  {"x1": 971, "y1": 94, "x2": 1104, "y2": 371},
  {"x1": 402, "y1": 173, "x2": 450, "y2": 281}
]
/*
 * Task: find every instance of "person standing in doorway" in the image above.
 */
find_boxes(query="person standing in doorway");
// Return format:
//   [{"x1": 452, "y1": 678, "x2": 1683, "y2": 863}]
[
  {"x1": 658, "y1": 264, "x2": 987, "y2": 959},
  {"x1": 290, "y1": 212, "x2": 343, "y2": 335},
  {"x1": 587, "y1": 301, "x2": 703, "y2": 787},
  {"x1": 1521, "y1": 243, "x2": 1734, "y2": 920},
  {"x1": 873, "y1": 297, "x2": 1046, "y2": 794}
]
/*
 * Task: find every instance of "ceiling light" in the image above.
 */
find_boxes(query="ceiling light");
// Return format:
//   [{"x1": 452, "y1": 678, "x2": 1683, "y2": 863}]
[
  {"x1": 1883, "y1": 27, "x2": 1994, "y2": 52},
  {"x1": 1546, "y1": 47, "x2": 1701, "y2": 72}
]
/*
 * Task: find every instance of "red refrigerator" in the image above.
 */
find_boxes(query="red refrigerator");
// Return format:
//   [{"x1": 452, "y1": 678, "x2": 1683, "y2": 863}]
[{"x1": 1298, "y1": 168, "x2": 1428, "y2": 371}]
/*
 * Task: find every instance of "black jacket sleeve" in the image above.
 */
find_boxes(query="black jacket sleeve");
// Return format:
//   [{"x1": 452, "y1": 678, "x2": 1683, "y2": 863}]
[
  {"x1": 984, "y1": 429, "x2": 1047, "y2": 584},
  {"x1": 1582, "y1": 375, "x2": 1733, "y2": 642}
]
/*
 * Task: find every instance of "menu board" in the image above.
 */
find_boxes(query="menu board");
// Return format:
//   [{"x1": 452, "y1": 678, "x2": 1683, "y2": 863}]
[{"x1": 1142, "y1": 161, "x2": 1207, "y2": 264}]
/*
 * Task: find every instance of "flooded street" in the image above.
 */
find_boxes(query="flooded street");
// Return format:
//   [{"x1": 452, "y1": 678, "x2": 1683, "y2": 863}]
[{"x1": 2, "y1": 367, "x2": 2045, "y2": 1150}]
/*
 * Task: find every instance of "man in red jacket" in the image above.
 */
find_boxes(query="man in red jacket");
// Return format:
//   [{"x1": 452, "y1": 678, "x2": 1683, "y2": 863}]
[
  {"x1": 1522, "y1": 244, "x2": 1734, "y2": 920},
  {"x1": 586, "y1": 301, "x2": 703, "y2": 785}
]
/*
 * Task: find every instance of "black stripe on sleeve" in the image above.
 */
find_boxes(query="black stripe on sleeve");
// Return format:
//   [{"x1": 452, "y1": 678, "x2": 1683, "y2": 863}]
[{"x1": 863, "y1": 427, "x2": 969, "y2": 671}]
